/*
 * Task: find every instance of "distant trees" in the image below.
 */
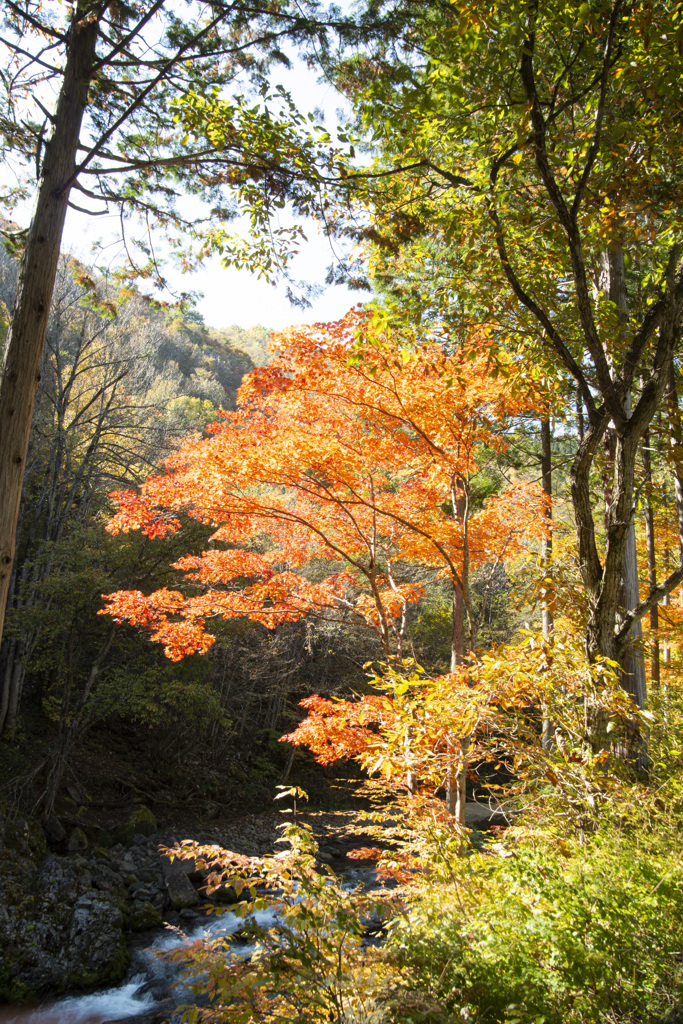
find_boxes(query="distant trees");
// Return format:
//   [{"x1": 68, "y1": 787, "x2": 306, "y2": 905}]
[
  {"x1": 0, "y1": 248, "x2": 254, "y2": 748},
  {"x1": 0, "y1": 0, "x2": 352, "y2": 647}
]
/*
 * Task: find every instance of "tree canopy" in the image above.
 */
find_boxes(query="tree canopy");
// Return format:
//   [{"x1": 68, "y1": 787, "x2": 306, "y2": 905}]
[{"x1": 102, "y1": 310, "x2": 545, "y2": 661}]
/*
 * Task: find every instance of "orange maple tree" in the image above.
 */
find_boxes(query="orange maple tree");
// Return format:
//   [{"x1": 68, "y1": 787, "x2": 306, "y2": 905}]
[{"x1": 102, "y1": 309, "x2": 546, "y2": 663}]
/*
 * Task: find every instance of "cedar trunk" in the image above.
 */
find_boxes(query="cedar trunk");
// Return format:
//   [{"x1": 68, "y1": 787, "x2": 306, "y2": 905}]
[{"x1": 0, "y1": 11, "x2": 98, "y2": 656}]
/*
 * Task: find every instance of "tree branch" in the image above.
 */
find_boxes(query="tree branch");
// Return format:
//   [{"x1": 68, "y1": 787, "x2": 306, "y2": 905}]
[
  {"x1": 2, "y1": 1, "x2": 66, "y2": 41},
  {"x1": 519, "y1": 0, "x2": 620, "y2": 422},
  {"x1": 91, "y1": 0, "x2": 167, "y2": 73},
  {"x1": 570, "y1": 0, "x2": 624, "y2": 218},
  {"x1": 616, "y1": 565, "x2": 683, "y2": 643},
  {"x1": 487, "y1": 198, "x2": 597, "y2": 421}
]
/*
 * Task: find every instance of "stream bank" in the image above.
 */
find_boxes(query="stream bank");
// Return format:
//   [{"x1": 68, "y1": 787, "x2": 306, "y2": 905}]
[{"x1": 0, "y1": 805, "x2": 402, "y2": 1020}]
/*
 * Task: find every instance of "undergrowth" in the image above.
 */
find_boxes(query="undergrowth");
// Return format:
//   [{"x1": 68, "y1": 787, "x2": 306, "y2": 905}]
[{"x1": 173, "y1": 686, "x2": 683, "y2": 1024}]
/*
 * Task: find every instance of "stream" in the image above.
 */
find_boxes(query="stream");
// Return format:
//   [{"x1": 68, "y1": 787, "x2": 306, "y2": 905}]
[
  {"x1": 1, "y1": 865, "x2": 380, "y2": 1024},
  {"x1": 0, "y1": 902, "x2": 284, "y2": 1024}
]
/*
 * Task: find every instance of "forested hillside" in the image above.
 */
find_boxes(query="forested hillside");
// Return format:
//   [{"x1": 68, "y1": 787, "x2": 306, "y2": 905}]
[{"x1": 2, "y1": 1, "x2": 683, "y2": 1023}]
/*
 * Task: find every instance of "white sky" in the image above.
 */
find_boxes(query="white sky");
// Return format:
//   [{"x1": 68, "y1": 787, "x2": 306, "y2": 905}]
[{"x1": 57, "y1": 47, "x2": 368, "y2": 332}]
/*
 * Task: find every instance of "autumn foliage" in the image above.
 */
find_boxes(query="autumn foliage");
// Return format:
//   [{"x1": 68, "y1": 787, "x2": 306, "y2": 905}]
[{"x1": 102, "y1": 310, "x2": 546, "y2": 660}]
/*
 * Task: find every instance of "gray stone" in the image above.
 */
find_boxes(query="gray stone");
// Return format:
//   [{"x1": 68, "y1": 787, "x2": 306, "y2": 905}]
[
  {"x1": 159, "y1": 852, "x2": 199, "y2": 910},
  {"x1": 464, "y1": 801, "x2": 511, "y2": 829}
]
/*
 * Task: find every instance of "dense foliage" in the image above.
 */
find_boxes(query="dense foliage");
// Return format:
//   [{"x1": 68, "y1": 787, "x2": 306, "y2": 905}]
[{"x1": 2, "y1": 1, "x2": 683, "y2": 1021}]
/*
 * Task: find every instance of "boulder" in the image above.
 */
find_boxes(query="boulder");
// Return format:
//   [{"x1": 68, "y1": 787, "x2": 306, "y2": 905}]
[
  {"x1": 127, "y1": 806, "x2": 157, "y2": 837},
  {"x1": 43, "y1": 815, "x2": 66, "y2": 844},
  {"x1": 464, "y1": 801, "x2": 511, "y2": 830},
  {"x1": 159, "y1": 851, "x2": 199, "y2": 910},
  {"x1": 130, "y1": 900, "x2": 164, "y2": 932},
  {"x1": 0, "y1": 851, "x2": 129, "y2": 998},
  {"x1": 67, "y1": 827, "x2": 89, "y2": 852},
  {"x1": 210, "y1": 883, "x2": 239, "y2": 905}
]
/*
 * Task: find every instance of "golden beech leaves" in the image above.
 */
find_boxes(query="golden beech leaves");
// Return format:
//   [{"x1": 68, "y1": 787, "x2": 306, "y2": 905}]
[
  {"x1": 101, "y1": 310, "x2": 547, "y2": 660},
  {"x1": 283, "y1": 638, "x2": 649, "y2": 810}
]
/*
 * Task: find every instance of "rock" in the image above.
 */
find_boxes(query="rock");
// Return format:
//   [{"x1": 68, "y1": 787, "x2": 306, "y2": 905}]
[
  {"x1": 65, "y1": 894, "x2": 128, "y2": 990},
  {"x1": 126, "y1": 806, "x2": 157, "y2": 838},
  {"x1": 66, "y1": 783, "x2": 86, "y2": 805},
  {"x1": 43, "y1": 815, "x2": 66, "y2": 844},
  {"x1": 319, "y1": 844, "x2": 344, "y2": 858},
  {"x1": 1, "y1": 850, "x2": 128, "y2": 998},
  {"x1": 464, "y1": 801, "x2": 511, "y2": 830},
  {"x1": 164, "y1": 871, "x2": 199, "y2": 910},
  {"x1": 130, "y1": 900, "x2": 163, "y2": 932},
  {"x1": 211, "y1": 883, "x2": 239, "y2": 905},
  {"x1": 159, "y1": 852, "x2": 199, "y2": 910},
  {"x1": 67, "y1": 827, "x2": 89, "y2": 852}
]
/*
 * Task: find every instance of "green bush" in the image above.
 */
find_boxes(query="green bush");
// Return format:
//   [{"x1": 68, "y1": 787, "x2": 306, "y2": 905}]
[{"x1": 388, "y1": 828, "x2": 683, "y2": 1024}]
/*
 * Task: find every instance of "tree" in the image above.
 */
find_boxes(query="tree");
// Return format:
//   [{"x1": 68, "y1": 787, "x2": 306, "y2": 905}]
[
  {"x1": 329, "y1": 0, "x2": 683, "y2": 705},
  {"x1": 0, "y1": 248, "x2": 253, "y2": 743},
  {"x1": 0, "y1": 0, "x2": 353, "y2": 648},
  {"x1": 102, "y1": 310, "x2": 545, "y2": 667}
]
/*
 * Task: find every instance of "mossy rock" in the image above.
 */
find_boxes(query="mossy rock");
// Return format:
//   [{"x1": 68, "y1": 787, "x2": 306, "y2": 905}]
[
  {"x1": 130, "y1": 900, "x2": 163, "y2": 932},
  {"x1": 67, "y1": 827, "x2": 88, "y2": 852},
  {"x1": 124, "y1": 805, "x2": 157, "y2": 839},
  {"x1": 0, "y1": 959, "x2": 35, "y2": 1002},
  {"x1": 0, "y1": 804, "x2": 48, "y2": 869},
  {"x1": 65, "y1": 936, "x2": 129, "y2": 991}
]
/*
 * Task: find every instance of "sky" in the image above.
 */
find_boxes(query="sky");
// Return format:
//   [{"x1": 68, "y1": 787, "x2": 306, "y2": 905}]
[
  {"x1": 56, "y1": 44, "x2": 368, "y2": 333},
  {"x1": 61, "y1": 206, "x2": 366, "y2": 332}
]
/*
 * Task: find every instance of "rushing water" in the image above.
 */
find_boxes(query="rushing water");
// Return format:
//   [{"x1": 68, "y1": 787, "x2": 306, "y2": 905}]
[
  {"x1": 0, "y1": 903, "x2": 285, "y2": 1024},
  {"x1": 0, "y1": 860, "x2": 381, "y2": 1024}
]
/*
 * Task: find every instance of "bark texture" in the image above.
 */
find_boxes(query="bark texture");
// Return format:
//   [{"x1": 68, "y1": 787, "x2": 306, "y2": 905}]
[{"x1": 0, "y1": 10, "x2": 99, "y2": 651}]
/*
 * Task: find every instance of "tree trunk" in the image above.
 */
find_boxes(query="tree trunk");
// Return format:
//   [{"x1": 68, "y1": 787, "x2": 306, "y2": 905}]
[
  {"x1": 0, "y1": 9, "x2": 98, "y2": 649},
  {"x1": 598, "y1": 247, "x2": 646, "y2": 709},
  {"x1": 662, "y1": 546, "x2": 671, "y2": 673},
  {"x1": 540, "y1": 416, "x2": 554, "y2": 747},
  {"x1": 642, "y1": 429, "x2": 660, "y2": 687},
  {"x1": 666, "y1": 358, "x2": 683, "y2": 562},
  {"x1": 450, "y1": 581, "x2": 464, "y2": 673},
  {"x1": 447, "y1": 481, "x2": 469, "y2": 819},
  {"x1": 40, "y1": 626, "x2": 114, "y2": 817},
  {"x1": 447, "y1": 736, "x2": 469, "y2": 826}
]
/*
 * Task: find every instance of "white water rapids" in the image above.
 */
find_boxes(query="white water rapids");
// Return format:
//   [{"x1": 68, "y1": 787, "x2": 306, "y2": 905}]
[{"x1": 0, "y1": 902, "x2": 284, "y2": 1024}]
